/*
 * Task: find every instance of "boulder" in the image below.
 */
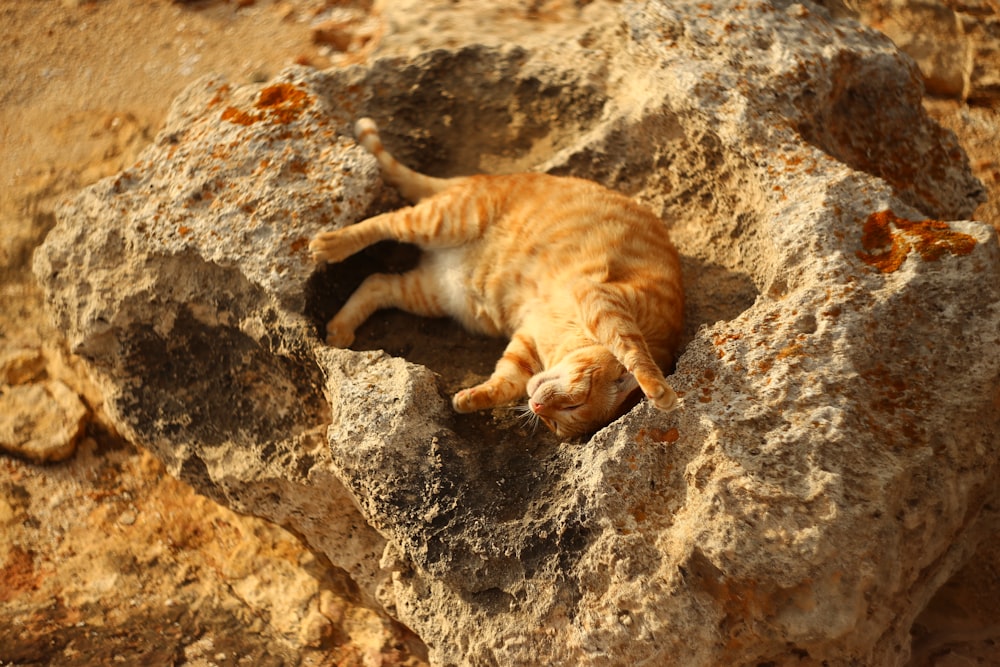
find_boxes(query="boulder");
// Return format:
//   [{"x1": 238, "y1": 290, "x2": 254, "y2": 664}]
[{"x1": 34, "y1": 1, "x2": 1000, "y2": 665}]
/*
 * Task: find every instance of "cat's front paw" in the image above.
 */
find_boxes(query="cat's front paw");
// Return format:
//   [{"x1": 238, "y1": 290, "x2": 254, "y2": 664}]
[
  {"x1": 453, "y1": 386, "x2": 499, "y2": 413},
  {"x1": 454, "y1": 377, "x2": 523, "y2": 413},
  {"x1": 309, "y1": 231, "x2": 353, "y2": 264},
  {"x1": 645, "y1": 382, "x2": 679, "y2": 412},
  {"x1": 452, "y1": 388, "x2": 480, "y2": 413},
  {"x1": 325, "y1": 324, "x2": 355, "y2": 348}
]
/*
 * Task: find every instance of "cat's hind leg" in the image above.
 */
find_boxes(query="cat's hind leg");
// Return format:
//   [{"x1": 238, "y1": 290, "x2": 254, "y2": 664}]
[
  {"x1": 453, "y1": 332, "x2": 540, "y2": 413},
  {"x1": 324, "y1": 267, "x2": 445, "y2": 347}
]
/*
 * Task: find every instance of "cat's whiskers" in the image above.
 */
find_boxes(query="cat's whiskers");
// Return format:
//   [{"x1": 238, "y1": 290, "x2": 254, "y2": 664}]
[{"x1": 512, "y1": 403, "x2": 542, "y2": 433}]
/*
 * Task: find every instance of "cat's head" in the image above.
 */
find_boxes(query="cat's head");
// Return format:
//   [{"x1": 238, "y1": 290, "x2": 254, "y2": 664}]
[{"x1": 526, "y1": 346, "x2": 644, "y2": 439}]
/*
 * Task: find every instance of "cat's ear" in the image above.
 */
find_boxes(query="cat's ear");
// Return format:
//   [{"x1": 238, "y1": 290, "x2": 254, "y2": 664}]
[
  {"x1": 614, "y1": 372, "x2": 640, "y2": 395},
  {"x1": 611, "y1": 372, "x2": 644, "y2": 421}
]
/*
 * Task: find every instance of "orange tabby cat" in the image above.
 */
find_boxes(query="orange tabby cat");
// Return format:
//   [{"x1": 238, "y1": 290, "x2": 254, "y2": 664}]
[{"x1": 309, "y1": 118, "x2": 684, "y2": 438}]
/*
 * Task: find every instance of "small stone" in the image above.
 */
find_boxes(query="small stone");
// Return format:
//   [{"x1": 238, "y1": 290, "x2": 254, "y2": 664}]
[
  {"x1": 0, "y1": 349, "x2": 46, "y2": 385},
  {"x1": 0, "y1": 380, "x2": 88, "y2": 463}
]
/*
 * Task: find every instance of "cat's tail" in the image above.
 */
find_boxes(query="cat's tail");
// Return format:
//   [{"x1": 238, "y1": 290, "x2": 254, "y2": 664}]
[{"x1": 354, "y1": 118, "x2": 451, "y2": 202}]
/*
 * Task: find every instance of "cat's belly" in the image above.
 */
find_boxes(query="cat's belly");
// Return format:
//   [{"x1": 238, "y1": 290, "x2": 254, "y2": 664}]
[{"x1": 425, "y1": 246, "x2": 505, "y2": 336}]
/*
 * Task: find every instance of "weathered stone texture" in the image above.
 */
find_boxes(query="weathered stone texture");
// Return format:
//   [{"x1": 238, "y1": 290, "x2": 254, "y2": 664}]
[
  {"x1": 855, "y1": 0, "x2": 1000, "y2": 103},
  {"x1": 34, "y1": 1, "x2": 1000, "y2": 665}
]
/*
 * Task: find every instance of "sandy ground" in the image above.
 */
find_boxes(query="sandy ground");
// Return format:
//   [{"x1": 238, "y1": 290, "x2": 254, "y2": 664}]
[{"x1": 1, "y1": 1, "x2": 998, "y2": 665}]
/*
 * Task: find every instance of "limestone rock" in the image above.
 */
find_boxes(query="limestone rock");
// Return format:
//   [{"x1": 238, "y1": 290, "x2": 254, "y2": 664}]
[
  {"x1": 33, "y1": 1, "x2": 1000, "y2": 666},
  {"x1": 0, "y1": 337, "x2": 117, "y2": 464},
  {"x1": 854, "y1": 0, "x2": 1000, "y2": 103},
  {"x1": 0, "y1": 346, "x2": 91, "y2": 463},
  {"x1": 0, "y1": 379, "x2": 88, "y2": 463}
]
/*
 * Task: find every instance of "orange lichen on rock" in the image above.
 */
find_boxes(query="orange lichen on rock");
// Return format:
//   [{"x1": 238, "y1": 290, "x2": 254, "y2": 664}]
[
  {"x1": 775, "y1": 341, "x2": 803, "y2": 360},
  {"x1": 220, "y1": 83, "x2": 313, "y2": 127},
  {"x1": 0, "y1": 547, "x2": 40, "y2": 603},
  {"x1": 637, "y1": 427, "x2": 680, "y2": 444},
  {"x1": 255, "y1": 83, "x2": 312, "y2": 124},
  {"x1": 856, "y1": 209, "x2": 977, "y2": 274},
  {"x1": 221, "y1": 106, "x2": 261, "y2": 126},
  {"x1": 206, "y1": 83, "x2": 231, "y2": 109}
]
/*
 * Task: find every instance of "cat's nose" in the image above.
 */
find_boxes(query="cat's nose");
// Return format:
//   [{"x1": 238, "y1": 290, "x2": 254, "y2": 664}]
[{"x1": 529, "y1": 399, "x2": 544, "y2": 414}]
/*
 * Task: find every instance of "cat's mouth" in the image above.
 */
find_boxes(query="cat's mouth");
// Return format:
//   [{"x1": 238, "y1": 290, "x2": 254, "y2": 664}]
[{"x1": 527, "y1": 392, "x2": 587, "y2": 421}]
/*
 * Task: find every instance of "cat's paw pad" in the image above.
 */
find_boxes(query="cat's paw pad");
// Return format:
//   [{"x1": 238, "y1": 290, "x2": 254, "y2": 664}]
[
  {"x1": 325, "y1": 325, "x2": 355, "y2": 348},
  {"x1": 309, "y1": 233, "x2": 352, "y2": 264},
  {"x1": 645, "y1": 383, "x2": 679, "y2": 412}
]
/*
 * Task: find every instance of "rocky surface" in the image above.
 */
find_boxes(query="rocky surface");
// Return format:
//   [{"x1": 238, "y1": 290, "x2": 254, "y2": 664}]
[
  {"x1": 856, "y1": 0, "x2": 1000, "y2": 103},
  {"x1": 0, "y1": 436, "x2": 423, "y2": 666},
  {"x1": 29, "y1": 1, "x2": 1000, "y2": 666}
]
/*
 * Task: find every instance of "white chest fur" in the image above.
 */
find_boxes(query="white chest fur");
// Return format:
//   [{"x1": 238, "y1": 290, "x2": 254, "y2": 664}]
[{"x1": 424, "y1": 246, "x2": 503, "y2": 336}]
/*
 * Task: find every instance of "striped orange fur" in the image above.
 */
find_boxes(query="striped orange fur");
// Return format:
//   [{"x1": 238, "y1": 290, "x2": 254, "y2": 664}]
[{"x1": 310, "y1": 118, "x2": 684, "y2": 438}]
